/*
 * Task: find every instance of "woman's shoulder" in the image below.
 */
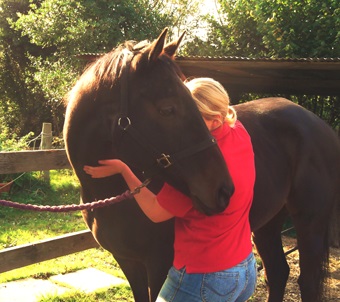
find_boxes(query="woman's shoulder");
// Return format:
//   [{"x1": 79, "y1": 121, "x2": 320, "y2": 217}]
[
  {"x1": 231, "y1": 120, "x2": 252, "y2": 138},
  {"x1": 213, "y1": 120, "x2": 252, "y2": 145},
  {"x1": 232, "y1": 119, "x2": 245, "y2": 130}
]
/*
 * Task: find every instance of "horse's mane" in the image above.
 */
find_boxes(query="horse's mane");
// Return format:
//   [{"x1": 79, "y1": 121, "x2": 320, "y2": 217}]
[
  {"x1": 82, "y1": 41, "x2": 137, "y2": 90},
  {"x1": 63, "y1": 41, "x2": 139, "y2": 105},
  {"x1": 65, "y1": 39, "x2": 185, "y2": 105}
]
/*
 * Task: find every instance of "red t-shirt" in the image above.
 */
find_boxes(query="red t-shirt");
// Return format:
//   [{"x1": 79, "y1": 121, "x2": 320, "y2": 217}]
[{"x1": 157, "y1": 120, "x2": 255, "y2": 273}]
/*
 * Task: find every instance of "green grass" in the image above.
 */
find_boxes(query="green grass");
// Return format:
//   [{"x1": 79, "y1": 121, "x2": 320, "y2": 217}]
[
  {"x1": 0, "y1": 247, "x2": 126, "y2": 284},
  {"x1": 1, "y1": 169, "x2": 267, "y2": 301},
  {"x1": 0, "y1": 170, "x2": 131, "y2": 299},
  {"x1": 0, "y1": 170, "x2": 85, "y2": 249},
  {"x1": 39, "y1": 285, "x2": 133, "y2": 302}
]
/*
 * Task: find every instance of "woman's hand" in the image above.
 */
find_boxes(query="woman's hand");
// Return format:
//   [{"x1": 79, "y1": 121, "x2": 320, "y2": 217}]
[
  {"x1": 84, "y1": 159, "x2": 174, "y2": 222},
  {"x1": 84, "y1": 159, "x2": 126, "y2": 178}
]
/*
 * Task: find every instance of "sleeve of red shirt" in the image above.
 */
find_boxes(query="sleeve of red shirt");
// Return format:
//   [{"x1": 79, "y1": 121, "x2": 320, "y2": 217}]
[{"x1": 157, "y1": 183, "x2": 193, "y2": 218}]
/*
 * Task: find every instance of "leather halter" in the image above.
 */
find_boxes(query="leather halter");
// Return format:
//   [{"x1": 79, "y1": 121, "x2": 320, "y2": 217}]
[{"x1": 117, "y1": 52, "x2": 217, "y2": 178}]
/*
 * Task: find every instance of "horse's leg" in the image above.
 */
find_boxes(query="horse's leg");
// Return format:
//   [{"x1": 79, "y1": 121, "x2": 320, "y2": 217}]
[
  {"x1": 253, "y1": 208, "x2": 289, "y2": 302},
  {"x1": 289, "y1": 195, "x2": 331, "y2": 301},
  {"x1": 287, "y1": 159, "x2": 335, "y2": 302},
  {"x1": 291, "y1": 214, "x2": 329, "y2": 302},
  {"x1": 115, "y1": 256, "x2": 150, "y2": 302},
  {"x1": 145, "y1": 250, "x2": 173, "y2": 302},
  {"x1": 146, "y1": 261, "x2": 171, "y2": 302}
]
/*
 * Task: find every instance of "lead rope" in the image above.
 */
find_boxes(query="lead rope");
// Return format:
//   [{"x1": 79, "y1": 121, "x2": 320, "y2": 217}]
[{"x1": 0, "y1": 178, "x2": 151, "y2": 213}]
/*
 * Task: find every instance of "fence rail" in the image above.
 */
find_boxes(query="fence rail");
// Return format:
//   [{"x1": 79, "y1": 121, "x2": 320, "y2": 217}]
[
  {"x1": 0, "y1": 149, "x2": 99, "y2": 274},
  {"x1": 0, "y1": 230, "x2": 98, "y2": 273},
  {"x1": 0, "y1": 149, "x2": 71, "y2": 174}
]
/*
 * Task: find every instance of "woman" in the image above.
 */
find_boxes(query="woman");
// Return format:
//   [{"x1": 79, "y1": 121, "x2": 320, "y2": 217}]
[{"x1": 84, "y1": 77, "x2": 256, "y2": 302}]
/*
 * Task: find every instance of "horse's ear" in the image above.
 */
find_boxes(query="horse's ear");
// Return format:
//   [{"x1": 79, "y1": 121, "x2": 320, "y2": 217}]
[
  {"x1": 148, "y1": 28, "x2": 168, "y2": 63},
  {"x1": 164, "y1": 31, "x2": 186, "y2": 58}
]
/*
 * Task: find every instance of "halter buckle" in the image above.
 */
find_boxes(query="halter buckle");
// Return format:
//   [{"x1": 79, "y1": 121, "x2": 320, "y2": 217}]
[
  {"x1": 118, "y1": 116, "x2": 131, "y2": 130},
  {"x1": 157, "y1": 153, "x2": 172, "y2": 168}
]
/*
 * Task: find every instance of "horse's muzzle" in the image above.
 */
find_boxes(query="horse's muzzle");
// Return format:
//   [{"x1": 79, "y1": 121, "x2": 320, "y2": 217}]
[
  {"x1": 191, "y1": 184, "x2": 234, "y2": 216},
  {"x1": 217, "y1": 184, "x2": 234, "y2": 212}
]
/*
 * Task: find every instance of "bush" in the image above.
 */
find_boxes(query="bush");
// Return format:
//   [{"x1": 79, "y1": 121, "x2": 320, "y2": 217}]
[{"x1": 0, "y1": 122, "x2": 35, "y2": 151}]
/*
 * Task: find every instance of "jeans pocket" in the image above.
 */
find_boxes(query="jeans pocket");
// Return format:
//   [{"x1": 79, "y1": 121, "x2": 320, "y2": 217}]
[{"x1": 202, "y1": 271, "x2": 239, "y2": 302}]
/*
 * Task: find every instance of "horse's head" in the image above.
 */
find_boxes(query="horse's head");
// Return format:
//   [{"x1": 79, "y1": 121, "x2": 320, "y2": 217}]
[
  {"x1": 65, "y1": 28, "x2": 234, "y2": 215},
  {"x1": 113, "y1": 28, "x2": 236, "y2": 215}
]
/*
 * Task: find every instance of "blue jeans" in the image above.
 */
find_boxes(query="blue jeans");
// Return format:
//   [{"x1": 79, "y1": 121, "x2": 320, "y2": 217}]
[{"x1": 156, "y1": 253, "x2": 257, "y2": 302}]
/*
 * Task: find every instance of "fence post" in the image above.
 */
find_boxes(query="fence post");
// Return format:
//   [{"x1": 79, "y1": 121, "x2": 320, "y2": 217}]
[{"x1": 40, "y1": 123, "x2": 52, "y2": 181}]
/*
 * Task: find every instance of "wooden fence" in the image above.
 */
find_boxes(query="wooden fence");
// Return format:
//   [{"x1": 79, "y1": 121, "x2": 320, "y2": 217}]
[
  {"x1": 0, "y1": 149, "x2": 100, "y2": 273},
  {"x1": 1, "y1": 148, "x2": 339, "y2": 273}
]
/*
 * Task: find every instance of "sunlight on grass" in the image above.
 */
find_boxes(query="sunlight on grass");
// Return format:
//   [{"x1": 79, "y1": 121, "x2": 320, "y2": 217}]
[
  {"x1": 0, "y1": 170, "x2": 135, "y2": 301},
  {"x1": 0, "y1": 170, "x2": 127, "y2": 283},
  {"x1": 38, "y1": 284, "x2": 133, "y2": 302},
  {"x1": 49, "y1": 170, "x2": 81, "y2": 192},
  {"x1": 0, "y1": 170, "x2": 84, "y2": 249},
  {"x1": 0, "y1": 247, "x2": 126, "y2": 283}
]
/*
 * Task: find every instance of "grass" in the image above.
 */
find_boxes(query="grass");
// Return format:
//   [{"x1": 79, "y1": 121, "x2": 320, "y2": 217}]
[
  {"x1": 0, "y1": 170, "x2": 84, "y2": 250},
  {"x1": 0, "y1": 170, "x2": 131, "y2": 300},
  {"x1": 39, "y1": 285, "x2": 133, "y2": 302},
  {"x1": 0, "y1": 169, "x2": 294, "y2": 301}
]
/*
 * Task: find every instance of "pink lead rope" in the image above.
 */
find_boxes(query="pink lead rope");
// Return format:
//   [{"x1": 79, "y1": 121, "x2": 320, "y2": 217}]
[{"x1": 0, "y1": 178, "x2": 151, "y2": 213}]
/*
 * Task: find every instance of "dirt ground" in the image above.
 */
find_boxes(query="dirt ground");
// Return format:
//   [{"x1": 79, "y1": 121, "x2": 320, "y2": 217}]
[{"x1": 251, "y1": 236, "x2": 340, "y2": 301}]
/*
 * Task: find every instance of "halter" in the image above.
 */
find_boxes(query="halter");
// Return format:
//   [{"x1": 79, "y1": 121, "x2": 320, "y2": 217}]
[{"x1": 117, "y1": 52, "x2": 217, "y2": 178}]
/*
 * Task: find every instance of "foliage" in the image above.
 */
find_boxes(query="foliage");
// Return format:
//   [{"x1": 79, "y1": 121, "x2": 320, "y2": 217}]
[
  {"x1": 183, "y1": 0, "x2": 340, "y2": 129},
  {"x1": 0, "y1": 0, "x2": 176, "y2": 137},
  {"x1": 13, "y1": 0, "x2": 173, "y2": 53},
  {"x1": 0, "y1": 122, "x2": 34, "y2": 151},
  {"x1": 10, "y1": 0, "x2": 176, "y2": 132},
  {"x1": 151, "y1": 0, "x2": 201, "y2": 37},
  {"x1": 186, "y1": 0, "x2": 340, "y2": 58},
  {"x1": 181, "y1": 0, "x2": 340, "y2": 59},
  {"x1": 0, "y1": 0, "x2": 53, "y2": 136},
  {"x1": 0, "y1": 0, "x2": 339, "y2": 136},
  {"x1": 252, "y1": 0, "x2": 340, "y2": 57}
]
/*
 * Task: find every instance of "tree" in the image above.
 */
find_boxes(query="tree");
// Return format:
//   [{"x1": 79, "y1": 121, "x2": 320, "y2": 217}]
[
  {"x1": 1, "y1": 0, "x2": 175, "y2": 137},
  {"x1": 184, "y1": 0, "x2": 340, "y2": 130},
  {"x1": 3, "y1": 0, "x2": 338, "y2": 135},
  {"x1": 0, "y1": 0, "x2": 52, "y2": 135},
  {"x1": 190, "y1": 0, "x2": 340, "y2": 58},
  {"x1": 1, "y1": 0, "x2": 208, "y2": 138},
  {"x1": 251, "y1": 0, "x2": 340, "y2": 57}
]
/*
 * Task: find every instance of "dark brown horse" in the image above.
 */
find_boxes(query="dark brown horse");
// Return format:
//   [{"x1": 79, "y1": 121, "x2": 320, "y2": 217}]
[
  {"x1": 237, "y1": 98, "x2": 340, "y2": 301},
  {"x1": 64, "y1": 28, "x2": 340, "y2": 302},
  {"x1": 64, "y1": 28, "x2": 233, "y2": 302}
]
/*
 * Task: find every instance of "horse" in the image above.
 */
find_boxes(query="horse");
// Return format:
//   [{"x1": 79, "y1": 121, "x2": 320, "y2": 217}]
[
  {"x1": 64, "y1": 28, "x2": 234, "y2": 302},
  {"x1": 64, "y1": 28, "x2": 340, "y2": 302},
  {"x1": 236, "y1": 98, "x2": 340, "y2": 301}
]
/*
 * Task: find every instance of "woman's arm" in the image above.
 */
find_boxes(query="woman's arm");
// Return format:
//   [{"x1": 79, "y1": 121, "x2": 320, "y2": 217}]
[{"x1": 84, "y1": 160, "x2": 174, "y2": 223}]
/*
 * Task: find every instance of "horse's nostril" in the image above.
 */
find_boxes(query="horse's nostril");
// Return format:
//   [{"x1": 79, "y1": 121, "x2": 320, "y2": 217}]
[{"x1": 218, "y1": 185, "x2": 234, "y2": 209}]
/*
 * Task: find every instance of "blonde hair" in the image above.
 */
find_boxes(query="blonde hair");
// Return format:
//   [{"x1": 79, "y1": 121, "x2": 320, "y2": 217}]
[{"x1": 185, "y1": 78, "x2": 237, "y2": 127}]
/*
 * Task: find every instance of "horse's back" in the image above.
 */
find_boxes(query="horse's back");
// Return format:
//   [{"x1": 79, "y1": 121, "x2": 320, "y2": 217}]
[
  {"x1": 236, "y1": 98, "x2": 340, "y2": 230},
  {"x1": 237, "y1": 97, "x2": 339, "y2": 156}
]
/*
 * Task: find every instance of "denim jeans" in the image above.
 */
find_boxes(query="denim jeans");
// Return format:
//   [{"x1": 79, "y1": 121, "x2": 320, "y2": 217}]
[{"x1": 156, "y1": 252, "x2": 257, "y2": 302}]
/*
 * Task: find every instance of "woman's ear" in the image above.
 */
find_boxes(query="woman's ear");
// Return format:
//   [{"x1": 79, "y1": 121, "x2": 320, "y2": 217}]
[
  {"x1": 203, "y1": 115, "x2": 222, "y2": 131},
  {"x1": 211, "y1": 118, "x2": 222, "y2": 131}
]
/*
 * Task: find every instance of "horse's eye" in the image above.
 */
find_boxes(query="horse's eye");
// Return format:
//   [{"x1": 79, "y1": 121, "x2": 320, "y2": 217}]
[{"x1": 159, "y1": 106, "x2": 175, "y2": 116}]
